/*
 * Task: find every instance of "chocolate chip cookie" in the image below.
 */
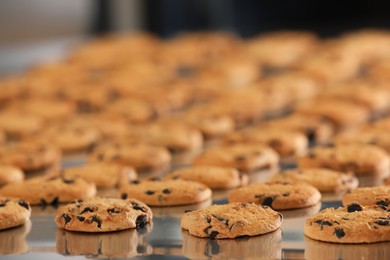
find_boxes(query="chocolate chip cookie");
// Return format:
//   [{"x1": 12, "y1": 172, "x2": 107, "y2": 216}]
[
  {"x1": 342, "y1": 187, "x2": 390, "y2": 207},
  {"x1": 0, "y1": 197, "x2": 31, "y2": 230}
]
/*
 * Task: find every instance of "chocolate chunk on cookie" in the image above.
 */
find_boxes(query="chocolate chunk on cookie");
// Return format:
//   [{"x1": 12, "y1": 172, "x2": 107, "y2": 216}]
[
  {"x1": 270, "y1": 168, "x2": 358, "y2": 192},
  {"x1": 305, "y1": 203, "x2": 390, "y2": 243},
  {"x1": 193, "y1": 144, "x2": 279, "y2": 172},
  {"x1": 0, "y1": 197, "x2": 31, "y2": 230},
  {"x1": 55, "y1": 197, "x2": 152, "y2": 232},
  {"x1": 228, "y1": 182, "x2": 321, "y2": 210},
  {"x1": 342, "y1": 187, "x2": 390, "y2": 207},
  {"x1": 165, "y1": 166, "x2": 248, "y2": 190},
  {"x1": 119, "y1": 179, "x2": 211, "y2": 206},
  {"x1": 0, "y1": 177, "x2": 96, "y2": 205},
  {"x1": 181, "y1": 202, "x2": 282, "y2": 239}
]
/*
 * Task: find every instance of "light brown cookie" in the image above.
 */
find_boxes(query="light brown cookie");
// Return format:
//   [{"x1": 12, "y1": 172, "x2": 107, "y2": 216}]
[
  {"x1": 0, "y1": 177, "x2": 96, "y2": 206},
  {"x1": 119, "y1": 179, "x2": 212, "y2": 206},
  {"x1": 305, "y1": 203, "x2": 390, "y2": 243},
  {"x1": 294, "y1": 98, "x2": 370, "y2": 129},
  {"x1": 0, "y1": 111, "x2": 44, "y2": 140},
  {"x1": 88, "y1": 141, "x2": 171, "y2": 173},
  {"x1": 0, "y1": 197, "x2": 31, "y2": 230},
  {"x1": 181, "y1": 202, "x2": 282, "y2": 239},
  {"x1": 333, "y1": 127, "x2": 390, "y2": 153},
  {"x1": 298, "y1": 144, "x2": 390, "y2": 177},
  {"x1": 342, "y1": 187, "x2": 390, "y2": 207},
  {"x1": 228, "y1": 181, "x2": 321, "y2": 210},
  {"x1": 63, "y1": 163, "x2": 137, "y2": 189},
  {"x1": 104, "y1": 98, "x2": 156, "y2": 124},
  {"x1": 55, "y1": 197, "x2": 152, "y2": 232},
  {"x1": 127, "y1": 120, "x2": 204, "y2": 152},
  {"x1": 0, "y1": 165, "x2": 24, "y2": 186},
  {"x1": 165, "y1": 166, "x2": 248, "y2": 190},
  {"x1": 222, "y1": 128, "x2": 308, "y2": 158},
  {"x1": 0, "y1": 141, "x2": 61, "y2": 172},
  {"x1": 260, "y1": 113, "x2": 334, "y2": 145},
  {"x1": 193, "y1": 144, "x2": 279, "y2": 172},
  {"x1": 270, "y1": 168, "x2": 359, "y2": 193}
]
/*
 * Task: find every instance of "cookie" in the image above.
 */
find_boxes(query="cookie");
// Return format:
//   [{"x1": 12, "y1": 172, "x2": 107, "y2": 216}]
[
  {"x1": 56, "y1": 228, "x2": 152, "y2": 258},
  {"x1": 88, "y1": 141, "x2": 171, "y2": 173},
  {"x1": 165, "y1": 166, "x2": 248, "y2": 190},
  {"x1": 34, "y1": 122, "x2": 101, "y2": 154},
  {"x1": 0, "y1": 177, "x2": 96, "y2": 206},
  {"x1": 294, "y1": 98, "x2": 370, "y2": 129},
  {"x1": 0, "y1": 165, "x2": 24, "y2": 186},
  {"x1": 192, "y1": 144, "x2": 279, "y2": 172},
  {"x1": 182, "y1": 226, "x2": 282, "y2": 259},
  {"x1": 118, "y1": 179, "x2": 212, "y2": 206},
  {"x1": 55, "y1": 197, "x2": 152, "y2": 232},
  {"x1": 0, "y1": 111, "x2": 44, "y2": 140},
  {"x1": 105, "y1": 98, "x2": 156, "y2": 124},
  {"x1": 260, "y1": 113, "x2": 334, "y2": 145},
  {"x1": 298, "y1": 144, "x2": 390, "y2": 177},
  {"x1": 228, "y1": 182, "x2": 321, "y2": 210},
  {"x1": 333, "y1": 127, "x2": 390, "y2": 153},
  {"x1": 181, "y1": 202, "x2": 282, "y2": 239},
  {"x1": 270, "y1": 168, "x2": 359, "y2": 193},
  {"x1": 0, "y1": 141, "x2": 61, "y2": 172},
  {"x1": 342, "y1": 187, "x2": 390, "y2": 207},
  {"x1": 63, "y1": 163, "x2": 137, "y2": 189},
  {"x1": 0, "y1": 197, "x2": 31, "y2": 230},
  {"x1": 222, "y1": 128, "x2": 308, "y2": 158},
  {"x1": 304, "y1": 203, "x2": 390, "y2": 243},
  {"x1": 127, "y1": 120, "x2": 204, "y2": 152}
]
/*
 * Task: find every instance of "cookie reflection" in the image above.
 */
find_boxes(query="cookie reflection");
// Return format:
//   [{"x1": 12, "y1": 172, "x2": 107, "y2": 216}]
[
  {"x1": 0, "y1": 221, "x2": 31, "y2": 255},
  {"x1": 56, "y1": 224, "x2": 153, "y2": 258},
  {"x1": 305, "y1": 236, "x2": 390, "y2": 260},
  {"x1": 182, "y1": 228, "x2": 282, "y2": 259}
]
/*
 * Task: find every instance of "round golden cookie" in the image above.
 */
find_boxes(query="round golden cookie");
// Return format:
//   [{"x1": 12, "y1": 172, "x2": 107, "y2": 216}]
[
  {"x1": 165, "y1": 166, "x2": 248, "y2": 190},
  {"x1": 228, "y1": 182, "x2": 321, "y2": 210},
  {"x1": 0, "y1": 177, "x2": 96, "y2": 206},
  {"x1": 0, "y1": 165, "x2": 24, "y2": 186},
  {"x1": 0, "y1": 197, "x2": 31, "y2": 230},
  {"x1": 119, "y1": 179, "x2": 212, "y2": 206},
  {"x1": 181, "y1": 202, "x2": 282, "y2": 239},
  {"x1": 0, "y1": 111, "x2": 44, "y2": 139},
  {"x1": 55, "y1": 197, "x2": 152, "y2": 232},
  {"x1": 342, "y1": 187, "x2": 390, "y2": 207},
  {"x1": 88, "y1": 141, "x2": 171, "y2": 173},
  {"x1": 63, "y1": 163, "x2": 137, "y2": 189},
  {"x1": 0, "y1": 141, "x2": 61, "y2": 172},
  {"x1": 105, "y1": 98, "x2": 156, "y2": 124},
  {"x1": 305, "y1": 203, "x2": 390, "y2": 243},
  {"x1": 270, "y1": 168, "x2": 359, "y2": 193},
  {"x1": 193, "y1": 144, "x2": 279, "y2": 172}
]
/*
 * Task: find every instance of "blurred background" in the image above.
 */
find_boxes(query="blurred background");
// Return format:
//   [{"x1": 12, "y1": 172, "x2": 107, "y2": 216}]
[{"x1": 1, "y1": 0, "x2": 390, "y2": 75}]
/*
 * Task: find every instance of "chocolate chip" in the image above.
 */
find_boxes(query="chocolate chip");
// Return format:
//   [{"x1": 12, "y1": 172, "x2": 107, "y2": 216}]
[
  {"x1": 97, "y1": 153, "x2": 104, "y2": 161},
  {"x1": 184, "y1": 209, "x2": 193, "y2": 213},
  {"x1": 314, "y1": 220, "x2": 332, "y2": 230},
  {"x1": 18, "y1": 200, "x2": 29, "y2": 210},
  {"x1": 307, "y1": 152, "x2": 316, "y2": 159},
  {"x1": 234, "y1": 155, "x2": 247, "y2": 162},
  {"x1": 40, "y1": 199, "x2": 47, "y2": 207},
  {"x1": 0, "y1": 200, "x2": 8, "y2": 207},
  {"x1": 91, "y1": 215, "x2": 102, "y2": 228},
  {"x1": 130, "y1": 180, "x2": 140, "y2": 184},
  {"x1": 162, "y1": 188, "x2": 171, "y2": 194},
  {"x1": 136, "y1": 215, "x2": 148, "y2": 228},
  {"x1": 80, "y1": 207, "x2": 96, "y2": 214},
  {"x1": 77, "y1": 216, "x2": 85, "y2": 222},
  {"x1": 206, "y1": 217, "x2": 211, "y2": 223},
  {"x1": 107, "y1": 208, "x2": 122, "y2": 214},
  {"x1": 377, "y1": 200, "x2": 389, "y2": 208},
  {"x1": 334, "y1": 228, "x2": 345, "y2": 239},
  {"x1": 209, "y1": 231, "x2": 219, "y2": 239},
  {"x1": 376, "y1": 220, "x2": 390, "y2": 226},
  {"x1": 132, "y1": 202, "x2": 146, "y2": 212},
  {"x1": 268, "y1": 139, "x2": 282, "y2": 147},
  {"x1": 282, "y1": 192, "x2": 290, "y2": 197},
  {"x1": 62, "y1": 214, "x2": 72, "y2": 224},
  {"x1": 306, "y1": 129, "x2": 316, "y2": 144},
  {"x1": 51, "y1": 197, "x2": 59, "y2": 206},
  {"x1": 342, "y1": 217, "x2": 349, "y2": 220},
  {"x1": 262, "y1": 197, "x2": 275, "y2": 207},
  {"x1": 63, "y1": 179, "x2": 74, "y2": 184},
  {"x1": 150, "y1": 177, "x2": 161, "y2": 181},
  {"x1": 145, "y1": 190, "x2": 155, "y2": 195},
  {"x1": 121, "y1": 193, "x2": 128, "y2": 199},
  {"x1": 347, "y1": 202, "x2": 363, "y2": 213}
]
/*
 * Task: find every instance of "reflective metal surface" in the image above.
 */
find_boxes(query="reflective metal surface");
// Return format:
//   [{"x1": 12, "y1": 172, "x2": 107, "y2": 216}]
[{"x1": 2, "y1": 156, "x2": 390, "y2": 259}]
